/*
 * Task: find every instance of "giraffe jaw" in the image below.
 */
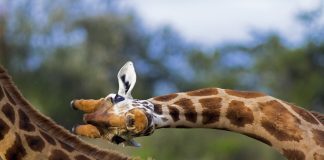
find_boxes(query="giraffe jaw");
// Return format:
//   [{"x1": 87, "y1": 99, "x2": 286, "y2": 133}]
[
  {"x1": 73, "y1": 121, "x2": 142, "y2": 147},
  {"x1": 100, "y1": 124, "x2": 145, "y2": 147},
  {"x1": 80, "y1": 107, "x2": 153, "y2": 147},
  {"x1": 101, "y1": 127, "x2": 141, "y2": 147}
]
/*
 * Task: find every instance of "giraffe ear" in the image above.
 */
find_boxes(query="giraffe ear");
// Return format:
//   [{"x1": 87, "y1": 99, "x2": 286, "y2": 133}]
[{"x1": 117, "y1": 61, "x2": 136, "y2": 99}]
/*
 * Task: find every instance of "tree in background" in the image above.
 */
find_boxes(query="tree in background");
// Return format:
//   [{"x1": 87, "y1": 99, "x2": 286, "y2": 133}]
[{"x1": 0, "y1": 1, "x2": 323, "y2": 160}]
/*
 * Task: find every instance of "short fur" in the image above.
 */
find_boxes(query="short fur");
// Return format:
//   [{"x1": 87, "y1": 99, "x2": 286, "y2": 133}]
[{"x1": 0, "y1": 66, "x2": 130, "y2": 160}]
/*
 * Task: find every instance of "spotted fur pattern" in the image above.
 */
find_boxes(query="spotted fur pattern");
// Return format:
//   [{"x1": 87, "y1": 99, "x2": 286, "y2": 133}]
[{"x1": 147, "y1": 88, "x2": 324, "y2": 160}]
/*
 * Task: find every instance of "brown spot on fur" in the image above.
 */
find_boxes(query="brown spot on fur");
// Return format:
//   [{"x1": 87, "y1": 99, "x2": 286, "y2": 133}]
[
  {"x1": 18, "y1": 109, "x2": 35, "y2": 132},
  {"x1": 202, "y1": 110, "x2": 220, "y2": 124},
  {"x1": 168, "y1": 106, "x2": 180, "y2": 122},
  {"x1": 75, "y1": 155, "x2": 91, "y2": 160},
  {"x1": 261, "y1": 120, "x2": 302, "y2": 142},
  {"x1": 175, "y1": 98, "x2": 197, "y2": 123},
  {"x1": 260, "y1": 100, "x2": 303, "y2": 142},
  {"x1": 226, "y1": 100, "x2": 254, "y2": 127},
  {"x1": 0, "y1": 118, "x2": 9, "y2": 141},
  {"x1": 225, "y1": 89, "x2": 266, "y2": 98},
  {"x1": 287, "y1": 102, "x2": 319, "y2": 125},
  {"x1": 0, "y1": 86, "x2": 4, "y2": 100},
  {"x1": 243, "y1": 133, "x2": 272, "y2": 146},
  {"x1": 5, "y1": 133, "x2": 27, "y2": 160},
  {"x1": 153, "y1": 104, "x2": 163, "y2": 115},
  {"x1": 49, "y1": 149, "x2": 70, "y2": 160},
  {"x1": 2, "y1": 103, "x2": 15, "y2": 124},
  {"x1": 25, "y1": 134, "x2": 45, "y2": 152},
  {"x1": 59, "y1": 140, "x2": 75, "y2": 152},
  {"x1": 153, "y1": 93, "x2": 178, "y2": 102},
  {"x1": 314, "y1": 153, "x2": 324, "y2": 160},
  {"x1": 199, "y1": 97, "x2": 222, "y2": 124},
  {"x1": 312, "y1": 129, "x2": 324, "y2": 148},
  {"x1": 199, "y1": 97, "x2": 222, "y2": 110},
  {"x1": 187, "y1": 88, "x2": 218, "y2": 96},
  {"x1": 4, "y1": 88, "x2": 16, "y2": 105},
  {"x1": 40, "y1": 130, "x2": 56, "y2": 145},
  {"x1": 175, "y1": 98, "x2": 193, "y2": 107},
  {"x1": 282, "y1": 149, "x2": 305, "y2": 160}
]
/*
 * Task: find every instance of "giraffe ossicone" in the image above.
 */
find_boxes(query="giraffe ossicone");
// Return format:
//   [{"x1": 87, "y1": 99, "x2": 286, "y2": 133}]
[{"x1": 72, "y1": 61, "x2": 324, "y2": 160}]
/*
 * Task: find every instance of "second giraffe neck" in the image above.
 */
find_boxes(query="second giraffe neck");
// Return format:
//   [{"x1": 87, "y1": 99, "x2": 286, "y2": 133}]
[{"x1": 148, "y1": 88, "x2": 324, "y2": 160}]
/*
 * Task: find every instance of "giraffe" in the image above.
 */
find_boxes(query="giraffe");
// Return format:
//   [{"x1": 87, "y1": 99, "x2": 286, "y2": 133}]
[
  {"x1": 0, "y1": 65, "x2": 130, "y2": 160},
  {"x1": 72, "y1": 61, "x2": 324, "y2": 160}
]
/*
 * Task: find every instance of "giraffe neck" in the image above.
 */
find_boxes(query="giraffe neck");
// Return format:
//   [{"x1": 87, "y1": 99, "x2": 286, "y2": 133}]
[
  {"x1": 0, "y1": 66, "x2": 129, "y2": 160},
  {"x1": 148, "y1": 88, "x2": 324, "y2": 160}
]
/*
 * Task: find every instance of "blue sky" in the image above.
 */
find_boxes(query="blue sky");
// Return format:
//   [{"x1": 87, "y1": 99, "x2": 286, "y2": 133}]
[{"x1": 119, "y1": 0, "x2": 321, "y2": 47}]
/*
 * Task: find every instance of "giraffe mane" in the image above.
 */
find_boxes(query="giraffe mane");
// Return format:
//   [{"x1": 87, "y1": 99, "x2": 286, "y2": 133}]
[
  {"x1": 311, "y1": 111, "x2": 324, "y2": 125},
  {"x1": 0, "y1": 65, "x2": 130, "y2": 160}
]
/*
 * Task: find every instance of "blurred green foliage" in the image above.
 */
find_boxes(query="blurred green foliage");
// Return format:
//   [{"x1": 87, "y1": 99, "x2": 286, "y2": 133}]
[{"x1": 0, "y1": 1, "x2": 323, "y2": 160}]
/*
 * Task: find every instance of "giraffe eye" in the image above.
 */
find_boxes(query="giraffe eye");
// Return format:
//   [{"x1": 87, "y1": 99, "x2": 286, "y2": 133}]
[{"x1": 113, "y1": 94, "x2": 125, "y2": 103}]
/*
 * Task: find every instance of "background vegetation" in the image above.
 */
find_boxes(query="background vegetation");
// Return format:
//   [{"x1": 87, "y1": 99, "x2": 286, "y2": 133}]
[{"x1": 1, "y1": 1, "x2": 323, "y2": 160}]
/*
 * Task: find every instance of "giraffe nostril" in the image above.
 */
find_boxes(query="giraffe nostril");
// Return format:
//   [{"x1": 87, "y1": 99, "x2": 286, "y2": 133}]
[
  {"x1": 70, "y1": 100, "x2": 78, "y2": 110},
  {"x1": 86, "y1": 120, "x2": 96, "y2": 126},
  {"x1": 111, "y1": 135, "x2": 126, "y2": 144}
]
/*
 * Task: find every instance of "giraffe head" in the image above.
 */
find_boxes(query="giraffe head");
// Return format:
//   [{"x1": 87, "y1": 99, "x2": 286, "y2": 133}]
[{"x1": 71, "y1": 61, "x2": 155, "y2": 147}]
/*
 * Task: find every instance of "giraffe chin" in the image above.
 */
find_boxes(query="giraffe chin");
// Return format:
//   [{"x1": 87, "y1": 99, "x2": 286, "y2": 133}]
[
  {"x1": 73, "y1": 123, "x2": 141, "y2": 147},
  {"x1": 102, "y1": 110, "x2": 153, "y2": 147},
  {"x1": 101, "y1": 127, "x2": 142, "y2": 147}
]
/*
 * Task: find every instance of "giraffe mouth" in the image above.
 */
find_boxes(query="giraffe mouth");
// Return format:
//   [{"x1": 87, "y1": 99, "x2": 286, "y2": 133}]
[{"x1": 73, "y1": 121, "x2": 129, "y2": 145}]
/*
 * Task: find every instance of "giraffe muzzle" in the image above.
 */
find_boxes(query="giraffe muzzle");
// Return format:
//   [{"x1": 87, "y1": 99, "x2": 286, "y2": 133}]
[{"x1": 70, "y1": 98, "x2": 106, "y2": 113}]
